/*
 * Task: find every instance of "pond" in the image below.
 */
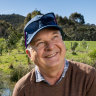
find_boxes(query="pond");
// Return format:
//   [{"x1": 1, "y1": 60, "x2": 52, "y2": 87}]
[
  {"x1": 0, "y1": 72, "x2": 15, "y2": 96},
  {"x1": 0, "y1": 88, "x2": 11, "y2": 96}
]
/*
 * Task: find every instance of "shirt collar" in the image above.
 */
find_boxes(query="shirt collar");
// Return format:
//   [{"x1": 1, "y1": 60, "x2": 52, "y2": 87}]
[{"x1": 35, "y1": 59, "x2": 69, "y2": 84}]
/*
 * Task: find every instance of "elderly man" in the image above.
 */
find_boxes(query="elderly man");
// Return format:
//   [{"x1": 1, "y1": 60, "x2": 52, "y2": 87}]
[{"x1": 12, "y1": 13, "x2": 96, "y2": 96}]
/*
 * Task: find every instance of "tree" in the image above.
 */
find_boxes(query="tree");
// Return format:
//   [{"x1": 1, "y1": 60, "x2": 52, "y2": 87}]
[
  {"x1": 0, "y1": 38, "x2": 5, "y2": 55},
  {"x1": 56, "y1": 15, "x2": 63, "y2": 26},
  {"x1": 69, "y1": 12, "x2": 85, "y2": 24},
  {"x1": 63, "y1": 16, "x2": 69, "y2": 25},
  {"x1": 24, "y1": 10, "x2": 42, "y2": 26},
  {"x1": 31, "y1": 10, "x2": 42, "y2": 18},
  {"x1": 6, "y1": 26, "x2": 20, "y2": 52},
  {"x1": 24, "y1": 13, "x2": 31, "y2": 25},
  {"x1": 0, "y1": 20, "x2": 11, "y2": 38},
  {"x1": 19, "y1": 36, "x2": 25, "y2": 53}
]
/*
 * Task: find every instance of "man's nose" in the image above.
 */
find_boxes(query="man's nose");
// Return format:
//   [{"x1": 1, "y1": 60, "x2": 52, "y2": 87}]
[{"x1": 45, "y1": 41, "x2": 55, "y2": 51}]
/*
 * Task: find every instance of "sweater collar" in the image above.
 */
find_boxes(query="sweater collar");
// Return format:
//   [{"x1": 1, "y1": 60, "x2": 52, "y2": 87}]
[{"x1": 34, "y1": 59, "x2": 69, "y2": 85}]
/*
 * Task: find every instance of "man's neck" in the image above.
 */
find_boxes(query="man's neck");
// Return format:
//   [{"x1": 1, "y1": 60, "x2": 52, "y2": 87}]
[{"x1": 38, "y1": 64, "x2": 65, "y2": 85}]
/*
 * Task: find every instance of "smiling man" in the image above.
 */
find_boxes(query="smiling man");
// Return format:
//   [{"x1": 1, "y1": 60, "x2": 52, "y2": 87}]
[
  {"x1": 12, "y1": 13, "x2": 96, "y2": 96},
  {"x1": 28, "y1": 28, "x2": 66, "y2": 85}
]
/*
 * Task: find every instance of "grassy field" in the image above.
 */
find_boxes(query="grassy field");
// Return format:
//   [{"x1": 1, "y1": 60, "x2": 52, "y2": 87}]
[
  {"x1": 0, "y1": 49, "x2": 28, "y2": 74},
  {"x1": 65, "y1": 41, "x2": 96, "y2": 66},
  {"x1": 0, "y1": 41, "x2": 96, "y2": 74}
]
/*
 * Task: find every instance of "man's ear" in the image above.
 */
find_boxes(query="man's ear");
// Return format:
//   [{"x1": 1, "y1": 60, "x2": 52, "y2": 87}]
[{"x1": 26, "y1": 49, "x2": 31, "y2": 58}]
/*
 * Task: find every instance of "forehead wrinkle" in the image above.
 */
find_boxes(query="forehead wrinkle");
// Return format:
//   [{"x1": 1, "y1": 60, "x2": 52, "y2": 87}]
[
  {"x1": 52, "y1": 30, "x2": 60, "y2": 35},
  {"x1": 31, "y1": 30, "x2": 60, "y2": 45}
]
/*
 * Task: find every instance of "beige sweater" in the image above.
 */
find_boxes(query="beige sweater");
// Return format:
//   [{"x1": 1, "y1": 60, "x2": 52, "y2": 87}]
[{"x1": 12, "y1": 60, "x2": 96, "y2": 96}]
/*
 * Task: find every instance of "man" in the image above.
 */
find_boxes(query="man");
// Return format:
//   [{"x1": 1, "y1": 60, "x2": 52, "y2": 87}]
[{"x1": 12, "y1": 13, "x2": 96, "y2": 96}]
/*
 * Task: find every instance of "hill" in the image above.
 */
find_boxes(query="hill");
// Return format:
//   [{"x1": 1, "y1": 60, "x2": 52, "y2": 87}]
[
  {"x1": 0, "y1": 11, "x2": 96, "y2": 41},
  {"x1": 0, "y1": 14, "x2": 25, "y2": 27}
]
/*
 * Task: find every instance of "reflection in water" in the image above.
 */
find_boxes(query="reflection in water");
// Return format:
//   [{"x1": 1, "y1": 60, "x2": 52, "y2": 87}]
[
  {"x1": 0, "y1": 82, "x2": 12, "y2": 96},
  {"x1": 0, "y1": 72, "x2": 14, "y2": 96},
  {"x1": 1, "y1": 88, "x2": 11, "y2": 96}
]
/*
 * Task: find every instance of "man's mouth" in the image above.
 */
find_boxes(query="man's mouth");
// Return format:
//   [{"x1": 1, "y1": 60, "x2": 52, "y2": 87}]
[{"x1": 45, "y1": 52, "x2": 58, "y2": 58}]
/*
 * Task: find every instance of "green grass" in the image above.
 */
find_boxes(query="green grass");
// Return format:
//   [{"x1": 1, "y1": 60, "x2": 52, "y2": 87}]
[
  {"x1": 64, "y1": 41, "x2": 96, "y2": 66},
  {"x1": 0, "y1": 41, "x2": 96, "y2": 74},
  {"x1": 0, "y1": 48, "x2": 28, "y2": 74}
]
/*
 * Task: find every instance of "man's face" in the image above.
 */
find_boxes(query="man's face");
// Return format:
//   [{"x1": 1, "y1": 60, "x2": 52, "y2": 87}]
[{"x1": 29, "y1": 28, "x2": 66, "y2": 71}]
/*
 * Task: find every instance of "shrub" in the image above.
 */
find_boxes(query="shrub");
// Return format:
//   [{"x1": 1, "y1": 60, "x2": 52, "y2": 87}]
[
  {"x1": 82, "y1": 40, "x2": 88, "y2": 49},
  {"x1": 9, "y1": 64, "x2": 14, "y2": 69},
  {"x1": 71, "y1": 42, "x2": 78, "y2": 54},
  {"x1": 10, "y1": 64, "x2": 34, "y2": 82},
  {"x1": 88, "y1": 49, "x2": 96, "y2": 68},
  {"x1": 89, "y1": 49, "x2": 96, "y2": 60},
  {"x1": 0, "y1": 38, "x2": 5, "y2": 55}
]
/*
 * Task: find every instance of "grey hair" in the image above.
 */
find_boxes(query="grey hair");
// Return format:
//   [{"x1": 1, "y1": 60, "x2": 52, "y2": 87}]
[{"x1": 26, "y1": 44, "x2": 32, "y2": 51}]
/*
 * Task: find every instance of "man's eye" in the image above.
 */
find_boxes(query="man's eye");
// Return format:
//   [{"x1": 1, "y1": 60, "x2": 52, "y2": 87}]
[
  {"x1": 36, "y1": 42, "x2": 45, "y2": 47},
  {"x1": 53, "y1": 35, "x2": 58, "y2": 40}
]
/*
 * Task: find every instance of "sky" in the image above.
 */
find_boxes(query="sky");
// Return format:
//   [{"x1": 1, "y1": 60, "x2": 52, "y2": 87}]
[{"x1": 0, "y1": 0, "x2": 96, "y2": 25}]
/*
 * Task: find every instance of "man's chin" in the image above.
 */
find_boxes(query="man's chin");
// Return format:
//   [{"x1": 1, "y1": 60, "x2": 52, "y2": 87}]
[{"x1": 44, "y1": 61, "x2": 60, "y2": 69}]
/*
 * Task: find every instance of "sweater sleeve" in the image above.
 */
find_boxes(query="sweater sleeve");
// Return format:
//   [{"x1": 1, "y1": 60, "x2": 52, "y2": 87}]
[
  {"x1": 12, "y1": 72, "x2": 32, "y2": 96},
  {"x1": 86, "y1": 68, "x2": 96, "y2": 96},
  {"x1": 12, "y1": 82, "x2": 25, "y2": 96}
]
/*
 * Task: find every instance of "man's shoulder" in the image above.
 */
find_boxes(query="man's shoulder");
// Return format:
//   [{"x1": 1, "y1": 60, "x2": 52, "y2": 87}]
[
  {"x1": 13, "y1": 68, "x2": 35, "y2": 92},
  {"x1": 68, "y1": 60, "x2": 96, "y2": 75}
]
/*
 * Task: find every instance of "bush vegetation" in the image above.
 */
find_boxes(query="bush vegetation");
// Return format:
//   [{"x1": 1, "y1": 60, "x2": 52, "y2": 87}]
[
  {"x1": 0, "y1": 10, "x2": 96, "y2": 82},
  {"x1": 10, "y1": 64, "x2": 34, "y2": 82},
  {"x1": 71, "y1": 42, "x2": 78, "y2": 54},
  {"x1": 0, "y1": 40, "x2": 96, "y2": 82}
]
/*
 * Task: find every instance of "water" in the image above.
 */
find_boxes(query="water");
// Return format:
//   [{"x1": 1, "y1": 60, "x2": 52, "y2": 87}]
[
  {"x1": 1, "y1": 88, "x2": 11, "y2": 96},
  {"x1": 0, "y1": 73, "x2": 14, "y2": 96},
  {"x1": 0, "y1": 82, "x2": 13, "y2": 96}
]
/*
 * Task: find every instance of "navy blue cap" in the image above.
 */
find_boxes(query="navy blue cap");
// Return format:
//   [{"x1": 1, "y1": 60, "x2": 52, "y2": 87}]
[{"x1": 24, "y1": 13, "x2": 62, "y2": 48}]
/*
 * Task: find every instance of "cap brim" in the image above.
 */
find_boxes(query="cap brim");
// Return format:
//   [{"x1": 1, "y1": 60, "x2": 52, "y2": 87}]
[{"x1": 27, "y1": 25, "x2": 62, "y2": 45}]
